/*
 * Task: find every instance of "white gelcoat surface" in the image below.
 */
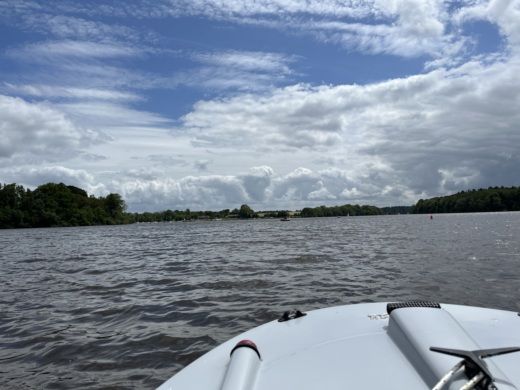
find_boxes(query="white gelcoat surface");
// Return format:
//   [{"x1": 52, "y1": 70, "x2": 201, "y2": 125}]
[
  {"x1": 221, "y1": 347, "x2": 260, "y2": 390},
  {"x1": 157, "y1": 303, "x2": 520, "y2": 390}
]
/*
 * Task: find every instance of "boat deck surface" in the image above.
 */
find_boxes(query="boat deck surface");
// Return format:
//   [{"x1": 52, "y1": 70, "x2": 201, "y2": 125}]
[{"x1": 158, "y1": 302, "x2": 520, "y2": 389}]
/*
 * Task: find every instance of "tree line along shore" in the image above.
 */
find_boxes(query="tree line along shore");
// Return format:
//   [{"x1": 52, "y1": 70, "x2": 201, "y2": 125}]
[{"x1": 0, "y1": 182, "x2": 519, "y2": 229}]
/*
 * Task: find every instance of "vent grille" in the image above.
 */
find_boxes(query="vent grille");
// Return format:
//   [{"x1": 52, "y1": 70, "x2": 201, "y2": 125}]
[{"x1": 387, "y1": 301, "x2": 441, "y2": 314}]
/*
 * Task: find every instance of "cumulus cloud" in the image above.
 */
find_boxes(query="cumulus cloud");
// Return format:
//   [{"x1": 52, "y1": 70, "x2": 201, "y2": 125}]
[
  {"x1": 178, "y1": 53, "x2": 520, "y2": 196},
  {"x1": 0, "y1": 163, "x2": 376, "y2": 211},
  {"x1": 0, "y1": 155, "x2": 511, "y2": 211},
  {"x1": 240, "y1": 166, "x2": 274, "y2": 202},
  {"x1": 114, "y1": 174, "x2": 249, "y2": 211},
  {"x1": 182, "y1": 85, "x2": 345, "y2": 150},
  {"x1": 94, "y1": 166, "x2": 272, "y2": 210},
  {"x1": 0, "y1": 94, "x2": 107, "y2": 162},
  {"x1": 74, "y1": 166, "x2": 384, "y2": 211},
  {"x1": 108, "y1": 165, "x2": 405, "y2": 211},
  {"x1": 0, "y1": 166, "x2": 106, "y2": 195}
]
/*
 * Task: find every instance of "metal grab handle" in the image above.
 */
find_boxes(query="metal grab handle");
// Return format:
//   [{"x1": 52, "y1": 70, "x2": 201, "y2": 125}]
[
  {"x1": 460, "y1": 372, "x2": 485, "y2": 390},
  {"x1": 432, "y1": 360, "x2": 464, "y2": 390}
]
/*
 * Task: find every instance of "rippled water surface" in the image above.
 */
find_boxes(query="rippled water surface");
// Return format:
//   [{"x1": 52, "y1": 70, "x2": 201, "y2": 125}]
[{"x1": 1, "y1": 213, "x2": 520, "y2": 389}]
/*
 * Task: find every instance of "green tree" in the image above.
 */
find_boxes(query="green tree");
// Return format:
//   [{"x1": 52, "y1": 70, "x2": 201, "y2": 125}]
[
  {"x1": 104, "y1": 193, "x2": 125, "y2": 221},
  {"x1": 0, "y1": 182, "x2": 131, "y2": 229},
  {"x1": 277, "y1": 210, "x2": 289, "y2": 218},
  {"x1": 238, "y1": 204, "x2": 255, "y2": 218},
  {"x1": 412, "y1": 187, "x2": 520, "y2": 214}
]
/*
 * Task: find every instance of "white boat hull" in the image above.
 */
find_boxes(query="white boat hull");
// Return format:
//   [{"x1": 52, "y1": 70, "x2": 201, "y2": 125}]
[{"x1": 158, "y1": 302, "x2": 520, "y2": 389}]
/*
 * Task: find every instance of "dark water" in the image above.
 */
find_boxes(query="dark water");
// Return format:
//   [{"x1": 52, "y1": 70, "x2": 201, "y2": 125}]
[{"x1": 1, "y1": 213, "x2": 520, "y2": 389}]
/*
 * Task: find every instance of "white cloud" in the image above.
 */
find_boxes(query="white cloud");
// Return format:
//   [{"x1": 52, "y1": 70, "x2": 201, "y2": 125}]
[
  {"x1": 118, "y1": 0, "x2": 466, "y2": 60},
  {"x1": 1, "y1": 0, "x2": 520, "y2": 211},
  {"x1": 21, "y1": 13, "x2": 149, "y2": 43},
  {"x1": 164, "y1": 50, "x2": 298, "y2": 92},
  {"x1": 4, "y1": 39, "x2": 153, "y2": 93},
  {"x1": 0, "y1": 0, "x2": 43, "y2": 18},
  {"x1": 3, "y1": 83, "x2": 140, "y2": 102},
  {"x1": 8, "y1": 0, "x2": 468, "y2": 61},
  {"x1": 194, "y1": 50, "x2": 294, "y2": 74},
  {"x1": 114, "y1": 174, "x2": 249, "y2": 211},
  {"x1": 177, "y1": 52, "x2": 520, "y2": 196},
  {"x1": 99, "y1": 166, "x2": 273, "y2": 210},
  {"x1": 308, "y1": 186, "x2": 336, "y2": 200},
  {"x1": 303, "y1": 18, "x2": 460, "y2": 59},
  {"x1": 0, "y1": 166, "x2": 94, "y2": 187},
  {"x1": 455, "y1": 0, "x2": 520, "y2": 50},
  {"x1": 0, "y1": 163, "x2": 377, "y2": 211},
  {"x1": 142, "y1": 0, "x2": 412, "y2": 19},
  {"x1": 57, "y1": 101, "x2": 171, "y2": 128},
  {"x1": 109, "y1": 165, "x2": 401, "y2": 211},
  {"x1": 0, "y1": 94, "x2": 107, "y2": 162},
  {"x1": 340, "y1": 187, "x2": 362, "y2": 199},
  {"x1": 3, "y1": 0, "x2": 515, "y2": 64},
  {"x1": 0, "y1": 165, "x2": 107, "y2": 195},
  {"x1": 169, "y1": 66, "x2": 289, "y2": 92},
  {"x1": 0, "y1": 165, "x2": 380, "y2": 211},
  {"x1": 182, "y1": 84, "x2": 345, "y2": 150},
  {"x1": 7, "y1": 40, "x2": 140, "y2": 60},
  {"x1": 240, "y1": 166, "x2": 273, "y2": 202},
  {"x1": 53, "y1": 0, "x2": 377, "y2": 19}
]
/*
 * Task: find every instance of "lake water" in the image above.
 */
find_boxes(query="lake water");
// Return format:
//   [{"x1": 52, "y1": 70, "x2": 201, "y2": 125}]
[{"x1": 1, "y1": 213, "x2": 520, "y2": 389}]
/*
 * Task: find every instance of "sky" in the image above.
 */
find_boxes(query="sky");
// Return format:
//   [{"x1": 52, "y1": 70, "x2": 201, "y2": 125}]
[{"x1": 1, "y1": 0, "x2": 519, "y2": 212}]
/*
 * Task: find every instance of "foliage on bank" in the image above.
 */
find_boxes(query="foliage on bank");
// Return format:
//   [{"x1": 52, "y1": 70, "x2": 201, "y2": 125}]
[
  {"x1": 380, "y1": 206, "x2": 413, "y2": 215},
  {"x1": 0, "y1": 181, "x2": 414, "y2": 229},
  {"x1": 0, "y1": 183, "x2": 128, "y2": 228},
  {"x1": 413, "y1": 187, "x2": 520, "y2": 214},
  {"x1": 130, "y1": 208, "x2": 233, "y2": 222},
  {"x1": 300, "y1": 204, "x2": 382, "y2": 217},
  {"x1": 4, "y1": 182, "x2": 517, "y2": 229}
]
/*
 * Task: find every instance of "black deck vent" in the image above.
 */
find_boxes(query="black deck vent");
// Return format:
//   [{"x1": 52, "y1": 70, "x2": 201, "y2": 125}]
[
  {"x1": 278, "y1": 309, "x2": 307, "y2": 322},
  {"x1": 387, "y1": 301, "x2": 441, "y2": 314}
]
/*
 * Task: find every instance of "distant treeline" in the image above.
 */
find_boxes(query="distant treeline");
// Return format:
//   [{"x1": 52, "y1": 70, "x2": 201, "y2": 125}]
[
  {"x1": 132, "y1": 204, "x2": 291, "y2": 222},
  {"x1": 300, "y1": 204, "x2": 384, "y2": 217},
  {"x1": 2, "y1": 182, "x2": 519, "y2": 229},
  {"x1": 132, "y1": 204, "x2": 245, "y2": 222},
  {"x1": 0, "y1": 182, "x2": 408, "y2": 228},
  {"x1": 0, "y1": 183, "x2": 128, "y2": 228},
  {"x1": 413, "y1": 186, "x2": 520, "y2": 214},
  {"x1": 381, "y1": 206, "x2": 414, "y2": 215}
]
